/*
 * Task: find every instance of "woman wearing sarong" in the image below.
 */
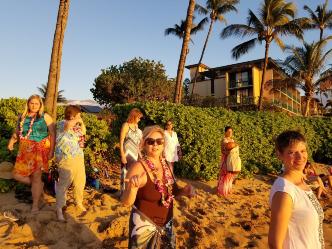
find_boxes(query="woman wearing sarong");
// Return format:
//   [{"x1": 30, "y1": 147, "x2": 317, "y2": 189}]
[
  {"x1": 119, "y1": 108, "x2": 143, "y2": 194},
  {"x1": 217, "y1": 126, "x2": 239, "y2": 196},
  {"x1": 7, "y1": 95, "x2": 55, "y2": 212},
  {"x1": 122, "y1": 125, "x2": 195, "y2": 249}
]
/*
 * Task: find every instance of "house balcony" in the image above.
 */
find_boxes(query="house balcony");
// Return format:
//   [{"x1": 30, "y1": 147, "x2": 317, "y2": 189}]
[
  {"x1": 223, "y1": 95, "x2": 258, "y2": 107},
  {"x1": 272, "y1": 99, "x2": 301, "y2": 115},
  {"x1": 229, "y1": 80, "x2": 253, "y2": 89}
]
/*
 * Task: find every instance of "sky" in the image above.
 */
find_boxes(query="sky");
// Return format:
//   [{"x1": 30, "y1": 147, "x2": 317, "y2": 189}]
[{"x1": 0, "y1": 0, "x2": 325, "y2": 100}]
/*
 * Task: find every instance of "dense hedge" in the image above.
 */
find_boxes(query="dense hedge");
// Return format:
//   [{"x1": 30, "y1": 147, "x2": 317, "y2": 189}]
[
  {"x1": 1, "y1": 98, "x2": 331, "y2": 181},
  {"x1": 0, "y1": 98, "x2": 112, "y2": 169},
  {"x1": 112, "y1": 102, "x2": 332, "y2": 180}
]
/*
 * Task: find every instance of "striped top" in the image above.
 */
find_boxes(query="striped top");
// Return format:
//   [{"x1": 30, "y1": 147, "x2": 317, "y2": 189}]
[{"x1": 124, "y1": 125, "x2": 142, "y2": 162}]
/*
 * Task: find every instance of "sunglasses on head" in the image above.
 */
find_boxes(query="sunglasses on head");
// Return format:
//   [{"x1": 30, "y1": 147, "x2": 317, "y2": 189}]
[{"x1": 145, "y1": 138, "x2": 164, "y2": 146}]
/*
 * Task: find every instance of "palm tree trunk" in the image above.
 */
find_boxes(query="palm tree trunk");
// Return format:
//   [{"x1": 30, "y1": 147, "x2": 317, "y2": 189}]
[
  {"x1": 304, "y1": 96, "x2": 311, "y2": 116},
  {"x1": 320, "y1": 28, "x2": 323, "y2": 41},
  {"x1": 45, "y1": 0, "x2": 70, "y2": 120},
  {"x1": 189, "y1": 19, "x2": 214, "y2": 103},
  {"x1": 258, "y1": 42, "x2": 270, "y2": 110},
  {"x1": 174, "y1": 0, "x2": 195, "y2": 103}
]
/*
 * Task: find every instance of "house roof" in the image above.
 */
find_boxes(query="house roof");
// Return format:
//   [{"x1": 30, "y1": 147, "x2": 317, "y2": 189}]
[
  {"x1": 188, "y1": 57, "x2": 289, "y2": 79},
  {"x1": 80, "y1": 105, "x2": 103, "y2": 113},
  {"x1": 185, "y1": 63, "x2": 210, "y2": 70}
]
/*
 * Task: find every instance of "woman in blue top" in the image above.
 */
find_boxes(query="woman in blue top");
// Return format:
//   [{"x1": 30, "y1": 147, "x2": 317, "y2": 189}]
[{"x1": 7, "y1": 94, "x2": 55, "y2": 213}]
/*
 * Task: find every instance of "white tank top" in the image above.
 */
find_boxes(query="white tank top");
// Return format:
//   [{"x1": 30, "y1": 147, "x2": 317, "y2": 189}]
[{"x1": 269, "y1": 177, "x2": 324, "y2": 249}]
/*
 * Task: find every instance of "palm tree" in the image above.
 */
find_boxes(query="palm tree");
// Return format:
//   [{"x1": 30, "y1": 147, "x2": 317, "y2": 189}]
[
  {"x1": 304, "y1": 0, "x2": 332, "y2": 41},
  {"x1": 221, "y1": 0, "x2": 304, "y2": 110},
  {"x1": 276, "y1": 37, "x2": 332, "y2": 116},
  {"x1": 174, "y1": 0, "x2": 196, "y2": 103},
  {"x1": 45, "y1": 0, "x2": 70, "y2": 120},
  {"x1": 37, "y1": 84, "x2": 67, "y2": 103},
  {"x1": 165, "y1": 17, "x2": 208, "y2": 45},
  {"x1": 190, "y1": 0, "x2": 239, "y2": 101}
]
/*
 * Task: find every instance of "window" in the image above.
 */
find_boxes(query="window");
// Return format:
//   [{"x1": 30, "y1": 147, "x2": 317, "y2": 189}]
[{"x1": 211, "y1": 79, "x2": 215, "y2": 95}]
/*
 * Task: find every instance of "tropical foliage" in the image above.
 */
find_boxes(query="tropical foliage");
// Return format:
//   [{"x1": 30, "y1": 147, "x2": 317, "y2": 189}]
[
  {"x1": 221, "y1": 0, "x2": 305, "y2": 110},
  {"x1": 190, "y1": 0, "x2": 239, "y2": 100},
  {"x1": 111, "y1": 102, "x2": 332, "y2": 180},
  {"x1": 165, "y1": 16, "x2": 208, "y2": 44},
  {"x1": 0, "y1": 98, "x2": 112, "y2": 172},
  {"x1": 303, "y1": 0, "x2": 332, "y2": 40},
  {"x1": 277, "y1": 37, "x2": 332, "y2": 116},
  {"x1": 37, "y1": 84, "x2": 67, "y2": 103},
  {"x1": 90, "y1": 57, "x2": 175, "y2": 106}
]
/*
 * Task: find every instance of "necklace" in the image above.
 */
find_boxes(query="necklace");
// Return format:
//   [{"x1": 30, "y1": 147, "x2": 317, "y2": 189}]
[
  {"x1": 19, "y1": 114, "x2": 36, "y2": 140},
  {"x1": 144, "y1": 157, "x2": 174, "y2": 208}
]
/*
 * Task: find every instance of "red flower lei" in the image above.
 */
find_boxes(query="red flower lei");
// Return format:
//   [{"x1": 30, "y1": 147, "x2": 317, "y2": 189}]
[
  {"x1": 19, "y1": 115, "x2": 36, "y2": 140},
  {"x1": 144, "y1": 157, "x2": 174, "y2": 208}
]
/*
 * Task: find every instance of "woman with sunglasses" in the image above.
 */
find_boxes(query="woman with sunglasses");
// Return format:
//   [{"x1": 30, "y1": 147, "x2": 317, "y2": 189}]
[
  {"x1": 119, "y1": 108, "x2": 143, "y2": 194},
  {"x1": 122, "y1": 125, "x2": 195, "y2": 249},
  {"x1": 164, "y1": 119, "x2": 181, "y2": 172}
]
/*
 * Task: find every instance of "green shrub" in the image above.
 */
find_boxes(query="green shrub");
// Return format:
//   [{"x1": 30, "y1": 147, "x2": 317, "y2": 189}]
[
  {"x1": 112, "y1": 102, "x2": 332, "y2": 180},
  {"x1": 0, "y1": 98, "x2": 112, "y2": 170}
]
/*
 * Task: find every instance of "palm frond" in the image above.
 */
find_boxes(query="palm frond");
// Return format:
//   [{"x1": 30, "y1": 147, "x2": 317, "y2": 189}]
[
  {"x1": 217, "y1": 4, "x2": 238, "y2": 15},
  {"x1": 221, "y1": 24, "x2": 257, "y2": 38},
  {"x1": 247, "y1": 9, "x2": 264, "y2": 30},
  {"x1": 195, "y1": 4, "x2": 208, "y2": 15},
  {"x1": 191, "y1": 17, "x2": 208, "y2": 34},
  {"x1": 303, "y1": 5, "x2": 319, "y2": 24},
  {"x1": 231, "y1": 38, "x2": 259, "y2": 60},
  {"x1": 273, "y1": 19, "x2": 303, "y2": 39}
]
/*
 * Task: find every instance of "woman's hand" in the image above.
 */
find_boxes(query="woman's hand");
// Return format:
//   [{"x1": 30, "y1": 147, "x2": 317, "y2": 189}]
[
  {"x1": 125, "y1": 171, "x2": 146, "y2": 189},
  {"x1": 7, "y1": 142, "x2": 14, "y2": 151},
  {"x1": 121, "y1": 155, "x2": 127, "y2": 164}
]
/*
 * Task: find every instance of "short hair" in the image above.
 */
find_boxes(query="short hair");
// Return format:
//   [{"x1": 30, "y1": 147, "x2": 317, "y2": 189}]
[
  {"x1": 275, "y1": 130, "x2": 306, "y2": 153},
  {"x1": 127, "y1": 108, "x2": 143, "y2": 123},
  {"x1": 140, "y1": 125, "x2": 165, "y2": 153},
  {"x1": 22, "y1": 94, "x2": 44, "y2": 118},
  {"x1": 64, "y1": 105, "x2": 81, "y2": 120},
  {"x1": 164, "y1": 119, "x2": 173, "y2": 129},
  {"x1": 225, "y1": 126, "x2": 232, "y2": 133}
]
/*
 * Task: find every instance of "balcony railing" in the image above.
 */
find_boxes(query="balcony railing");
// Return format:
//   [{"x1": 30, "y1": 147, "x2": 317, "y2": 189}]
[
  {"x1": 229, "y1": 80, "x2": 252, "y2": 89},
  {"x1": 223, "y1": 95, "x2": 258, "y2": 106},
  {"x1": 272, "y1": 99, "x2": 301, "y2": 114}
]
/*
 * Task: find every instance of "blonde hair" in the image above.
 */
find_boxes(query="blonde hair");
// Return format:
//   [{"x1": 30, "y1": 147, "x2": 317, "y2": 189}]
[
  {"x1": 22, "y1": 94, "x2": 44, "y2": 118},
  {"x1": 140, "y1": 125, "x2": 165, "y2": 155},
  {"x1": 127, "y1": 108, "x2": 143, "y2": 123}
]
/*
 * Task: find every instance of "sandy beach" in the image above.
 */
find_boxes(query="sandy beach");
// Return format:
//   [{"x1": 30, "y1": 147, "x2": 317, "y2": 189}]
[{"x1": 0, "y1": 168, "x2": 331, "y2": 249}]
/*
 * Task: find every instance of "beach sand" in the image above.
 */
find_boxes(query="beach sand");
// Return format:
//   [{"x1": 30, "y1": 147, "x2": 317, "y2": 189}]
[{"x1": 0, "y1": 169, "x2": 331, "y2": 248}]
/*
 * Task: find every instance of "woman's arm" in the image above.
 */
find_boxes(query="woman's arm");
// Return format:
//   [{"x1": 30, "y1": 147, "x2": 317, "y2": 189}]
[
  {"x1": 121, "y1": 161, "x2": 147, "y2": 206},
  {"x1": 268, "y1": 192, "x2": 293, "y2": 249},
  {"x1": 7, "y1": 115, "x2": 21, "y2": 151},
  {"x1": 7, "y1": 131, "x2": 18, "y2": 151},
  {"x1": 119, "y1": 122, "x2": 129, "y2": 164},
  {"x1": 44, "y1": 113, "x2": 56, "y2": 160}
]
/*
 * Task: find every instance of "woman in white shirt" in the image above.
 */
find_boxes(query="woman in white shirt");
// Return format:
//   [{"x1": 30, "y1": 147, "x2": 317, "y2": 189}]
[
  {"x1": 268, "y1": 130, "x2": 324, "y2": 249},
  {"x1": 164, "y1": 120, "x2": 181, "y2": 171}
]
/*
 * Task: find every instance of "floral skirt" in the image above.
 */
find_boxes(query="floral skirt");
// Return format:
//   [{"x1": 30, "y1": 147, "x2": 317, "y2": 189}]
[
  {"x1": 128, "y1": 206, "x2": 175, "y2": 249},
  {"x1": 217, "y1": 154, "x2": 235, "y2": 196},
  {"x1": 13, "y1": 137, "x2": 50, "y2": 177}
]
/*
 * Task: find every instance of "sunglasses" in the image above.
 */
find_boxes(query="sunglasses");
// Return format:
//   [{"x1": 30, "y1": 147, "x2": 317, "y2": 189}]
[{"x1": 145, "y1": 138, "x2": 164, "y2": 146}]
